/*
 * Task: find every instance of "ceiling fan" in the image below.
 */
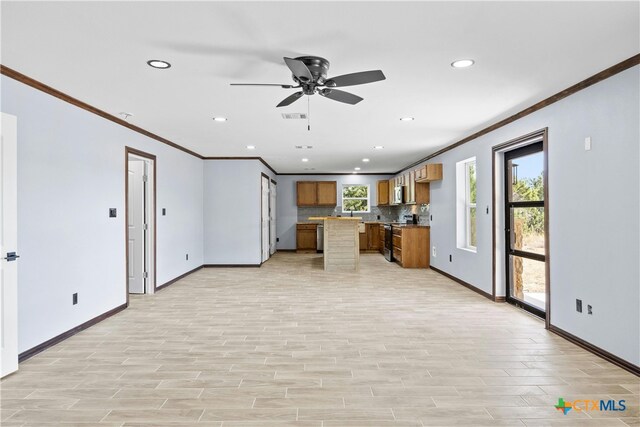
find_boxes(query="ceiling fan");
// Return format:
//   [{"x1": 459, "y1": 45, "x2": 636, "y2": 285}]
[{"x1": 231, "y1": 56, "x2": 386, "y2": 107}]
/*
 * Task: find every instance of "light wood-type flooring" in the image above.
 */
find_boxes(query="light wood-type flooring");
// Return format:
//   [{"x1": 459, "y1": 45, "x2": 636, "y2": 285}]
[{"x1": 1, "y1": 252, "x2": 638, "y2": 426}]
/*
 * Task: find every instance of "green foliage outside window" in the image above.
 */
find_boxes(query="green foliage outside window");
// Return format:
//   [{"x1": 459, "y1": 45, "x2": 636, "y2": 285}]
[
  {"x1": 512, "y1": 173, "x2": 544, "y2": 234},
  {"x1": 342, "y1": 185, "x2": 369, "y2": 213}
]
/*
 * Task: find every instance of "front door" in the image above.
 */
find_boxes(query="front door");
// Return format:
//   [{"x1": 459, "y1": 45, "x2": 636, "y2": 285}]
[
  {"x1": 504, "y1": 142, "x2": 546, "y2": 318},
  {"x1": 1, "y1": 113, "x2": 19, "y2": 377}
]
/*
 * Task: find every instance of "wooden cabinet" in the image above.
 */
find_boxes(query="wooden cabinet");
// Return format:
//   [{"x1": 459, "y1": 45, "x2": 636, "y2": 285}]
[
  {"x1": 416, "y1": 181, "x2": 430, "y2": 204},
  {"x1": 405, "y1": 171, "x2": 416, "y2": 204},
  {"x1": 377, "y1": 180, "x2": 389, "y2": 206},
  {"x1": 388, "y1": 178, "x2": 395, "y2": 205},
  {"x1": 297, "y1": 182, "x2": 317, "y2": 206},
  {"x1": 317, "y1": 181, "x2": 337, "y2": 206},
  {"x1": 359, "y1": 231, "x2": 367, "y2": 251},
  {"x1": 296, "y1": 181, "x2": 337, "y2": 206},
  {"x1": 392, "y1": 226, "x2": 430, "y2": 268},
  {"x1": 388, "y1": 178, "x2": 397, "y2": 205},
  {"x1": 415, "y1": 163, "x2": 443, "y2": 182},
  {"x1": 296, "y1": 223, "x2": 317, "y2": 253},
  {"x1": 358, "y1": 223, "x2": 381, "y2": 252},
  {"x1": 367, "y1": 224, "x2": 380, "y2": 250}
]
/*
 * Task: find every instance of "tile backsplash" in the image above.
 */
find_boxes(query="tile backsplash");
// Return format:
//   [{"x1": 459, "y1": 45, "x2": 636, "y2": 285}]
[{"x1": 298, "y1": 204, "x2": 430, "y2": 224}]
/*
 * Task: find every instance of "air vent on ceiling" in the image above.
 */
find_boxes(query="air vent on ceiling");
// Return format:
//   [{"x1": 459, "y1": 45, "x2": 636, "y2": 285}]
[
  {"x1": 282, "y1": 113, "x2": 307, "y2": 120},
  {"x1": 295, "y1": 145, "x2": 313, "y2": 149}
]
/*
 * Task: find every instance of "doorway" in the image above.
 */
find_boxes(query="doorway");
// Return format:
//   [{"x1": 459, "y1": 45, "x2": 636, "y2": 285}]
[
  {"x1": 125, "y1": 147, "x2": 156, "y2": 300},
  {"x1": 1, "y1": 113, "x2": 19, "y2": 378},
  {"x1": 261, "y1": 174, "x2": 270, "y2": 263},
  {"x1": 504, "y1": 141, "x2": 547, "y2": 318}
]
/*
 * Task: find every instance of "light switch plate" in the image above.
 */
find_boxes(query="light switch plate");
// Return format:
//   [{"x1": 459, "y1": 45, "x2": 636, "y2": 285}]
[{"x1": 585, "y1": 137, "x2": 592, "y2": 151}]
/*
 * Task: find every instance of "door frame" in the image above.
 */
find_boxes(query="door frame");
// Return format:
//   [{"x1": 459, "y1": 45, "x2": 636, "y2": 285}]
[
  {"x1": 125, "y1": 147, "x2": 157, "y2": 305},
  {"x1": 270, "y1": 178, "x2": 277, "y2": 255},
  {"x1": 1, "y1": 112, "x2": 19, "y2": 378},
  {"x1": 492, "y1": 128, "x2": 550, "y2": 328},
  {"x1": 260, "y1": 173, "x2": 270, "y2": 264}
]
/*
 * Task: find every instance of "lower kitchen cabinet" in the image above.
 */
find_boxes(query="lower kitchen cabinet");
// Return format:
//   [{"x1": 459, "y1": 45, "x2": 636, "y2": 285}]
[
  {"x1": 359, "y1": 223, "x2": 381, "y2": 252},
  {"x1": 296, "y1": 223, "x2": 317, "y2": 253},
  {"x1": 392, "y1": 226, "x2": 430, "y2": 268}
]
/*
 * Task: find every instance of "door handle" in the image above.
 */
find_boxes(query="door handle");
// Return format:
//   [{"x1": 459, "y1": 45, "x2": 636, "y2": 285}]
[{"x1": 2, "y1": 252, "x2": 20, "y2": 261}]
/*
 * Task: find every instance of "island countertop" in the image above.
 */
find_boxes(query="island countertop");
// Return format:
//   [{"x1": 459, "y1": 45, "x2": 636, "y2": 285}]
[{"x1": 307, "y1": 217, "x2": 362, "y2": 221}]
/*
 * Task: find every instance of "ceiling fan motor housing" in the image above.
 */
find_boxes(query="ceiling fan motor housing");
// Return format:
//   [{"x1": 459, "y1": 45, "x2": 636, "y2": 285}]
[{"x1": 292, "y1": 56, "x2": 330, "y2": 85}]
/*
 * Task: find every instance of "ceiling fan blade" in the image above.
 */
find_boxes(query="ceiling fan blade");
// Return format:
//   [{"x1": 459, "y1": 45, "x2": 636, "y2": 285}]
[
  {"x1": 284, "y1": 57, "x2": 313, "y2": 83},
  {"x1": 276, "y1": 91, "x2": 304, "y2": 108},
  {"x1": 230, "y1": 83, "x2": 295, "y2": 89},
  {"x1": 326, "y1": 70, "x2": 386, "y2": 87},
  {"x1": 319, "y1": 89, "x2": 363, "y2": 105}
]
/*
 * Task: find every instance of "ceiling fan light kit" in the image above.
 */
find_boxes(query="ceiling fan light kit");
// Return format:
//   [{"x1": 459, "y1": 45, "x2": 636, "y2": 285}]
[{"x1": 231, "y1": 55, "x2": 386, "y2": 108}]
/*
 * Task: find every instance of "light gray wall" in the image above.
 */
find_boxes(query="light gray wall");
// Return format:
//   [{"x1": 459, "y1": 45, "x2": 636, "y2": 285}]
[
  {"x1": 397, "y1": 66, "x2": 640, "y2": 366},
  {"x1": 203, "y1": 160, "x2": 275, "y2": 264},
  {"x1": 276, "y1": 174, "x2": 392, "y2": 250},
  {"x1": 1, "y1": 75, "x2": 204, "y2": 353}
]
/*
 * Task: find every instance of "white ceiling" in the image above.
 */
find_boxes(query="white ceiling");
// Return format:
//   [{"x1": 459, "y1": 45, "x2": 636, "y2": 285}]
[{"x1": 2, "y1": 1, "x2": 638, "y2": 173}]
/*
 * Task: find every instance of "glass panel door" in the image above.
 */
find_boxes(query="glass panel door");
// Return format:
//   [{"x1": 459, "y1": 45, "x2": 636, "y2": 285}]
[{"x1": 504, "y1": 142, "x2": 546, "y2": 317}]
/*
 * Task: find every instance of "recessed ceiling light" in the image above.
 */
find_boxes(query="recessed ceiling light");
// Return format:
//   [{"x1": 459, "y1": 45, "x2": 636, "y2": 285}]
[
  {"x1": 451, "y1": 59, "x2": 475, "y2": 68},
  {"x1": 354, "y1": 167, "x2": 361, "y2": 171},
  {"x1": 373, "y1": 146, "x2": 384, "y2": 150},
  {"x1": 362, "y1": 158, "x2": 370, "y2": 162},
  {"x1": 400, "y1": 117, "x2": 414, "y2": 121},
  {"x1": 147, "y1": 60, "x2": 171, "y2": 69},
  {"x1": 213, "y1": 117, "x2": 227, "y2": 122},
  {"x1": 302, "y1": 158, "x2": 309, "y2": 162},
  {"x1": 246, "y1": 145, "x2": 255, "y2": 150}
]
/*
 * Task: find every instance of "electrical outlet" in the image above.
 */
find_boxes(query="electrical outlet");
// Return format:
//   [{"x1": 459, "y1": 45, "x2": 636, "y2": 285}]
[
  {"x1": 186, "y1": 254, "x2": 189, "y2": 261},
  {"x1": 576, "y1": 299, "x2": 582, "y2": 313},
  {"x1": 585, "y1": 136, "x2": 592, "y2": 151},
  {"x1": 276, "y1": 237, "x2": 280, "y2": 242},
  {"x1": 162, "y1": 208, "x2": 166, "y2": 216},
  {"x1": 73, "y1": 293, "x2": 78, "y2": 305},
  {"x1": 449, "y1": 254, "x2": 452, "y2": 262},
  {"x1": 432, "y1": 246, "x2": 436, "y2": 257},
  {"x1": 587, "y1": 305, "x2": 593, "y2": 315}
]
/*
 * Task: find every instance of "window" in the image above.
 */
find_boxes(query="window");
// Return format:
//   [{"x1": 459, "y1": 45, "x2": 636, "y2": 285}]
[
  {"x1": 456, "y1": 157, "x2": 477, "y2": 251},
  {"x1": 342, "y1": 184, "x2": 370, "y2": 213},
  {"x1": 466, "y1": 160, "x2": 477, "y2": 249}
]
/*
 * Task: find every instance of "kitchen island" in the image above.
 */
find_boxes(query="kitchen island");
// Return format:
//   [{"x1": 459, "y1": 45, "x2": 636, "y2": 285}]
[{"x1": 308, "y1": 217, "x2": 361, "y2": 271}]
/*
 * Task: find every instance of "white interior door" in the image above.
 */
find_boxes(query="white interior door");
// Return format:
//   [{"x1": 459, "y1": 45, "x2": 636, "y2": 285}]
[
  {"x1": 269, "y1": 181, "x2": 276, "y2": 255},
  {"x1": 261, "y1": 176, "x2": 270, "y2": 262},
  {"x1": 127, "y1": 160, "x2": 145, "y2": 294},
  {"x1": 1, "y1": 113, "x2": 19, "y2": 378}
]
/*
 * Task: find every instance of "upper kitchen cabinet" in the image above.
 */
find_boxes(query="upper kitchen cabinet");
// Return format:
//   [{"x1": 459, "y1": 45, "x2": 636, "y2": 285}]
[
  {"x1": 405, "y1": 172, "x2": 416, "y2": 204},
  {"x1": 377, "y1": 180, "x2": 389, "y2": 206},
  {"x1": 415, "y1": 181, "x2": 430, "y2": 204},
  {"x1": 297, "y1": 181, "x2": 317, "y2": 206},
  {"x1": 296, "y1": 181, "x2": 337, "y2": 207},
  {"x1": 316, "y1": 181, "x2": 337, "y2": 206},
  {"x1": 415, "y1": 163, "x2": 443, "y2": 182}
]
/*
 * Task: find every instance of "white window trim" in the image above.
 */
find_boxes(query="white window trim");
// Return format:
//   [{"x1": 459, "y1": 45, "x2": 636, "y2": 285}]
[
  {"x1": 456, "y1": 157, "x2": 477, "y2": 253},
  {"x1": 341, "y1": 184, "x2": 371, "y2": 213}
]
